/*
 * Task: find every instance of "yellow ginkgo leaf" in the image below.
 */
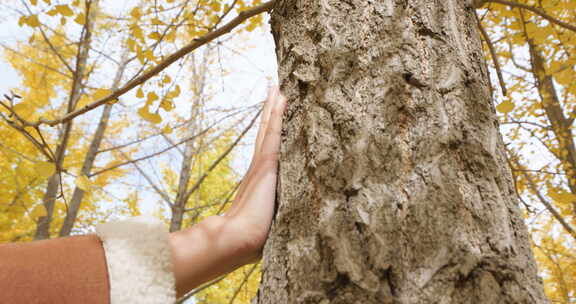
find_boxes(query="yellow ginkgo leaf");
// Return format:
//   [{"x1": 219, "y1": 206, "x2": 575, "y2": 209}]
[
  {"x1": 138, "y1": 107, "x2": 162, "y2": 124},
  {"x1": 143, "y1": 49, "x2": 155, "y2": 61},
  {"x1": 55, "y1": 4, "x2": 74, "y2": 17},
  {"x1": 162, "y1": 125, "x2": 173, "y2": 134},
  {"x1": 146, "y1": 112, "x2": 162, "y2": 124},
  {"x1": 46, "y1": 9, "x2": 58, "y2": 16},
  {"x1": 30, "y1": 204, "x2": 48, "y2": 219},
  {"x1": 30, "y1": 0, "x2": 38, "y2": 6},
  {"x1": 127, "y1": 38, "x2": 137, "y2": 51},
  {"x1": 160, "y1": 99, "x2": 174, "y2": 111},
  {"x1": 496, "y1": 99, "x2": 515, "y2": 114},
  {"x1": 548, "y1": 189, "x2": 576, "y2": 206},
  {"x1": 148, "y1": 31, "x2": 162, "y2": 40},
  {"x1": 136, "y1": 87, "x2": 144, "y2": 98},
  {"x1": 107, "y1": 98, "x2": 119, "y2": 105},
  {"x1": 147, "y1": 91, "x2": 159, "y2": 103},
  {"x1": 18, "y1": 16, "x2": 26, "y2": 27},
  {"x1": 162, "y1": 75, "x2": 172, "y2": 84},
  {"x1": 13, "y1": 102, "x2": 30, "y2": 115},
  {"x1": 136, "y1": 47, "x2": 146, "y2": 64},
  {"x1": 74, "y1": 13, "x2": 86, "y2": 25},
  {"x1": 35, "y1": 161, "x2": 56, "y2": 178},
  {"x1": 75, "y1": 174, "x2": 92, "y2": 191},
  {"x1": 132, "y1": 26, "x2": 144, "y2": 41},
  {"x1": 210, "y1": 2, "x2": 221, "y2": 11},
  {"x1": 130, "y1": 7, "x2": 142, "y2": 19},
  {"x1": 165, "y1": 29, "x2": 176, "y2": 42},
  {"x1": 93, "y1": 88, "x2": 111, "y2": 100},
  {"x1": 27, "y1": 15, "x2": 41, "y2": 28},
  {"x1": 151, "y1": 18, "x2": 164, "y2": 25},
  {"x1": 167, "y1": 85, "x2": 181, "y2": 98}
]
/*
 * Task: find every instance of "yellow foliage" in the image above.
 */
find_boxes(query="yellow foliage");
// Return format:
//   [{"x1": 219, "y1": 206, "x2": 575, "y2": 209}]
[
  {"x1": 74, "y1": 13, "x2": 86, "y2": 25},
  {"x1": 147, "y1": 91, "x2": 159, "y2": 104},
  {"x1": 55, "y1": 4, "x2": 74, "y2": 17},
  {"x1": 93, "y1": 88, "x2": 112, "y2": 100},
  {"x1": 496, "y1": 99, "x2": 515, "y2": 114},
  {"x1": 34, "y1": 162, "x2": 56, "y2": 178},
  {"x1": 2, "y1": 0, "x2": 269, "y2": 301},
  {"x1": 75, "y1": 175, "x2": 92, "y2": 192},
  {"x1": 480, "y1": 0, "x2": 576, "y2": 302},
  {"x1": 138, "y1": 106, "x2": 162, "y2": 124}
]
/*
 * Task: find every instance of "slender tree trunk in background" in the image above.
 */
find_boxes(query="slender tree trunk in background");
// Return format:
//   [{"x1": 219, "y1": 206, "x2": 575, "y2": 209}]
[
  {"x1": 169, "y1": 53, "x2": 208, "y2": 233},
  {"x1": 170, "y1": 100, "x2": 202, "y2": 233},
  {"x1": 35, "y1": 1, "x2": 96, "y2": 240},
  {"x1": 59, "y1": 59, "x2": 127, "y2": 237},
  {"x1": 522, "y1": 16, "x2": 576, "y2": 215},
  {"x1": 255, "y1": 0, "x2": 547, "y2": 303}
]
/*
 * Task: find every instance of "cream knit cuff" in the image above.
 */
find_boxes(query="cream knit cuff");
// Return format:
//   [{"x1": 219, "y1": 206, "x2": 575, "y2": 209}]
[{"x1": 95, "y1": 216, "x2": 176, "y2": 304}]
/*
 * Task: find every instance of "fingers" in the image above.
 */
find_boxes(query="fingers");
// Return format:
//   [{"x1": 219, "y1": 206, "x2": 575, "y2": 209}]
[
  {"x1": 224, "y1": 86, "x2": 285, "y2": 218},
  {"x1": 259, "y1": 89, "x2": 286, "y2": 163},
  {"x1": 254, "y1": 87, "x2": 279, "y2": 156},
  {"x1": 232, "y1": 89, "x2": 286, "y2": 224}
]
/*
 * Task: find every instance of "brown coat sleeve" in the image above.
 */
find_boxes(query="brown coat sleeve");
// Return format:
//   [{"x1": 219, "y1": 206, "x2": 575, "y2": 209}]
[{"x1": 0, "y1": 234, "x2": 110, "y2": 304}]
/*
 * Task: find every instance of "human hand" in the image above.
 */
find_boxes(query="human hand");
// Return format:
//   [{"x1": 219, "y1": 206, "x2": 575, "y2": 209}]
[
  {"x1": 169, "y1": 86, "x2": 287, "y2": 297},
  {"x1": 219, "y1": 85, "x2": 287, "y2": 263}
]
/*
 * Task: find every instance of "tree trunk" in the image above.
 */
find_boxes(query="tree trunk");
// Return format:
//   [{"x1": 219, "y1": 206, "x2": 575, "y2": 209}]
[
  {"x1": 255, "y1": 0, "x2": 547, "y2": 303},
  {"x1": 59, "y1": 59, "x2": 127, "y2": 237},
  {"x1": 35, "y1": 1, "x2": 96, "y2": 240}
]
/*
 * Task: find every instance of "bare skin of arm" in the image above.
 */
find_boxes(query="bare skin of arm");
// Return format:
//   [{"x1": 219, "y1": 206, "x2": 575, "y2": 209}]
[{"x1": 169, "y1": 86, "x2": 287, "y2": 297}]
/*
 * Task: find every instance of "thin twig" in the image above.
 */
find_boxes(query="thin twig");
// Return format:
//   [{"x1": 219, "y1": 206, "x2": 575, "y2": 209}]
[
  {"x1": 19, "y1": 0, "x2": 74, "y2": 73},
  {"x1": 228, "y1": 263, "x2": 259, "y2": 304},
  {"x1": 475, "y1": 11, "x2": 507, "y2": 96},
  {"x1": 484, "y1": 0, "x2": 576, "y2": 33},
  {"x1": 518, "y1": 164, "x2": 576, "y2": 240},
  {"x1": 176, "y1": 274, "x2": 229, "y2": 304},
  {"x1": 182, "y1": 109, "x2": 262, "y2": 202}
]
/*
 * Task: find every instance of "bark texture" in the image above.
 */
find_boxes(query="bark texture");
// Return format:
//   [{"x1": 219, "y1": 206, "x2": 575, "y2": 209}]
[{"x1": 255, "y1": 0, "x2": 547, "y2": 303}]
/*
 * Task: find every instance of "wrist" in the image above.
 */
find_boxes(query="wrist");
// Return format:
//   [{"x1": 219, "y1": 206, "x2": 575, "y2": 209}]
[{"x1": 168, "y1": 216, "x2": 257, "y2": 297}]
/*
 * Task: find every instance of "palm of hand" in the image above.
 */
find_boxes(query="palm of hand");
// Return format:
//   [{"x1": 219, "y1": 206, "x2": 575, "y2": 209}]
[{"x1": 215, "y1": 87, "x2": 287, "y2": 264}]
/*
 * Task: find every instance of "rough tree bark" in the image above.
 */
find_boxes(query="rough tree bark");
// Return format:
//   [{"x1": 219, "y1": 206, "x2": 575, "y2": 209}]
[{"x1": 255, "y1": 0, "x2": 548, "y2": 303}]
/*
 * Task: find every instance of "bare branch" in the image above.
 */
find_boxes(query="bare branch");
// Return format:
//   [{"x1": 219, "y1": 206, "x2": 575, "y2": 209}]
[
  {"x1": 19, "y1": 0, "x2": 74, "y2": 73},
  {"x1": 27, "y1": 0, "x2": 276, "y2": 127},
  {"x1": 512, "y1": 168, "x2": 565, "y2": 176},
  {"x1": 483, "y1": 0, "x2": 576, "y2": 33},
  {"x1": 475, "y1": 11, "x2": 507, "y2": 96},
  {"x1": 182, "y1": 109, "x2": 262, "y2": 203},
  {"x1": 176, "y1": 273, "x2": 229, "y2": 304},
  {"x1": 0, "y1": 43, "x2": 72, "y2": 78},
  {"x1": 228, "y1": 263, "x2": 259, "y2": 304},
  {"x1": 90, "y1": 114, "x2": 237, "y2": 177},
  {"x1": 513, "y1": 159, "x2": 576, "y2": 240},
  {"x1": 500, "y1": 120, "x2": 551, "y2": 129},
  {"x1": 114, "y1": 146, "x2": 174, "y2": 207}
]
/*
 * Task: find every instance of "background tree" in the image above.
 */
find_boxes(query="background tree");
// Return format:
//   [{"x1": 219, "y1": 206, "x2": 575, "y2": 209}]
[{"x1": 477, "y1": 1, "x2": 576, "y2": 302}]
